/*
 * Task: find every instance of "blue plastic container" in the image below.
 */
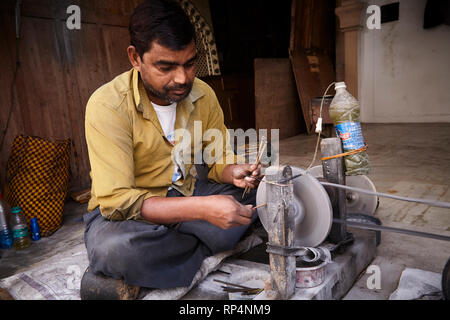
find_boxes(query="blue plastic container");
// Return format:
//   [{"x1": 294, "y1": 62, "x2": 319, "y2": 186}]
[{"x1": 30, "y1": 217, "x2": 41, "y2": 241}]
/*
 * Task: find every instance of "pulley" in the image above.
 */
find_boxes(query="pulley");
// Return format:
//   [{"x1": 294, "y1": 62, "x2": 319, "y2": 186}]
[{"x1": 307, "y1": 165, "x2": 379, "y2": 215}]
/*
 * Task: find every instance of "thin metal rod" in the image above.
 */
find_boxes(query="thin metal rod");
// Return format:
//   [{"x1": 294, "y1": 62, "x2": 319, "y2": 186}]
[
  {"x1": 333, "y1": 219, "x2": 450, "y2": 242},
  {"x1": 321, "y1": 181, "x2": 450, "y2": 209},
  {"x1": 213, "y1": 279, "x2": 254, "y2": 290},
  {"x1": 277, "y1": 175, "x2": 450, "y2": 210},
  {"x1": 242, "y1": 137, "x2": 267, "y2": 199}
]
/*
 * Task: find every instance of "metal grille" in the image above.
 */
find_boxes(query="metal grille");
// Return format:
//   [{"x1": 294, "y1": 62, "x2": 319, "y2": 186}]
[{"x1": 177, "y1": 0, "x2": 221, "y2": 77}]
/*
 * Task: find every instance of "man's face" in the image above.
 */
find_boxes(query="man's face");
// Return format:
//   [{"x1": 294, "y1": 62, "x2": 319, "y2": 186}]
[{"x1": 132, "y1": 41, "x2": 197, "y2": 105}]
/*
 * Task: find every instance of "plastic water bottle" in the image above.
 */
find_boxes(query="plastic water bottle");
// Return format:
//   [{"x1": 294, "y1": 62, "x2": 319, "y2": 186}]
[
  {"x1": 10, "y1": 206, "x2": 31, "y2": 250},
  {"x1": 30, "y1": 217, "x2": 41, "y2": 241},
  {"x1": 0, "y1": 193, "x2": 13, "y2": 249},
  {"x1": 329, "y1": 82, "x2": 370, "y2": 176}
]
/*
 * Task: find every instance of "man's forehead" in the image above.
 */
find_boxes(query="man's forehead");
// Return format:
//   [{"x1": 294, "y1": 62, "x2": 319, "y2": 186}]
[{"x1": 144, "y1": 41, "x2": 197, "y2": 63}]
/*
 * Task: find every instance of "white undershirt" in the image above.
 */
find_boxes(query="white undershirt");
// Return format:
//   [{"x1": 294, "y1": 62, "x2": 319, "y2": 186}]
[{"x1": 151, "y1": 102, "x2": 182, "y2": 185}]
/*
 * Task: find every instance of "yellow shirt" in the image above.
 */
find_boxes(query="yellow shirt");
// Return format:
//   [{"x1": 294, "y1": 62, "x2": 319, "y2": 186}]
[{"x1": 85, "y1": 68, "x2": 236, "y2": 221}]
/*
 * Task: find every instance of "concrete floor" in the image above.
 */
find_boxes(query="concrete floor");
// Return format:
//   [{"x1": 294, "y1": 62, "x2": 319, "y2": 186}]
[{"x1": 1, "y1": 123, "x2": 449, "y2": 299}]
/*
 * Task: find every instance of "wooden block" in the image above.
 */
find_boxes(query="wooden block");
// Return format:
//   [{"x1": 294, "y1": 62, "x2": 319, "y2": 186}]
[
  {"x1": 254, "y1": 58, "x2": 305, "y2": 140},
  {"x1": 290, "y1": 49, "x2": 336, "y2": 134},
  {"x1": 265, "y1": 166, "x2": 296, "y2": 300}
]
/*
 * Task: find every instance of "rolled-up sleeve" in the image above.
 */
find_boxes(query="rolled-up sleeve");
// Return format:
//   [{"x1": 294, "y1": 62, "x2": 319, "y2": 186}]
[{"x1": 85, "y1": 100, "x2": 162, "y2": 221}]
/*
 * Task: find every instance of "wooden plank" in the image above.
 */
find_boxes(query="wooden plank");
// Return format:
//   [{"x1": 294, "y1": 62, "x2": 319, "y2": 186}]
[
  {"x1": 290, "y1": 0, "x2": 336, "y2": 54},
  {"x1": 0, "y1": 0, "x2": 138, "y2": 191},
  {"x1": 0, "y1": 12, "x2": 26, "y2": 190},
  {"x1": 289, "y1": 49, "x2": 336, "y2": 134},
  {"x1": 254, "y1": 58, "x2": 305, "y2": 140},
  {"x1": 265, "y1": 165, "x2": 296, "y2": 300},
  {"x1": 13, "y1": 17, "x2": 73, "y2": 140},
  {"x1": 289, "y1": 0, "x2": 337, "y2": 134},
  {"x1": 102, "y1": 25, "x2": 132, "y2": 79},
  {"x1": 61, "y1": 22, "x2": 114, "y2": 190}
]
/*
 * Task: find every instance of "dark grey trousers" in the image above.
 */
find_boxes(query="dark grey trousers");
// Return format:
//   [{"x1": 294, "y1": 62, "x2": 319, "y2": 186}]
[{"x1": 83, "y1": 179, "x2": 257, "y2": 289}]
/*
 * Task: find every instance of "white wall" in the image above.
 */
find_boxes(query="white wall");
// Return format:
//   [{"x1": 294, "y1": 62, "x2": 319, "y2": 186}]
[{"x1": 359, "y1": 0, "x2": 450, "y2": 123}]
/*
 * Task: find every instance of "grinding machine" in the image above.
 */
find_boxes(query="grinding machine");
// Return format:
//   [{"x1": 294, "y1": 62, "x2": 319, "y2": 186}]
[{"x1": 254, "y1": 137, "x2": 450, "y2": 300}]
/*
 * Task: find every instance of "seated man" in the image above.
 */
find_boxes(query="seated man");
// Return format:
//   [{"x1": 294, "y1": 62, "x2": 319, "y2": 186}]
[{"x1": 83, "y1": 0, "x2": 262, "y2": 290}]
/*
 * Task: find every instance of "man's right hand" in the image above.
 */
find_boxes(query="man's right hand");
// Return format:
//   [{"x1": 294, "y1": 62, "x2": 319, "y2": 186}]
[{"x1": 203, "y1": 195, "x2": 254, "y2": 230}]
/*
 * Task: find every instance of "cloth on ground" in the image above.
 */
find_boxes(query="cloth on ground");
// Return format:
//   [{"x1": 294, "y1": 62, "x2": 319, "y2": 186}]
[
  {"x1": 389, "y1": 268, "x2": 442, "y2": 300},
  {"x1": 0, "y1": 233, "x2": 262, "y2": 300}
]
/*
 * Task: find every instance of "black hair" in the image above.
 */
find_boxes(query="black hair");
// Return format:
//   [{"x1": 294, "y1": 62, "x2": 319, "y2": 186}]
[{"x1": 129, "y1": 0, "x2": 196, "y2": 57}]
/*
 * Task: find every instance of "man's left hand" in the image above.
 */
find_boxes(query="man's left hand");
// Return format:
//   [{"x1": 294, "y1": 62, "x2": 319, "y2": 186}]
[{"x1": 229, "y1": 164, "x2": 264, "y2": 190}]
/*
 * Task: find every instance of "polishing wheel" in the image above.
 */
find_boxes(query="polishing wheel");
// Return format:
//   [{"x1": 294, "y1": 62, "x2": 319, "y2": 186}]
[
  {"x1": 307, "y1": 165, "x2": 379, "y2": 215},
  {"x1": 256, "y1": 167, "x2": 333, "y2": 248}
]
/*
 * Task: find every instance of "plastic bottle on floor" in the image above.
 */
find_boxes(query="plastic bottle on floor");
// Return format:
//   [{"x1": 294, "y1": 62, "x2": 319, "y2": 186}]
[
  {"x1": 0, "y1": 193, "x2": 13, "y2": 249},
  {"x1": 30, "y1": 217, "x2": 41, "y2": 241},
  {"x1": 329, "y1": 82, "x2": 370, "y2": 176},
  {"x1": 10, "y1": 206, "x2": 31, "y2": 250}
]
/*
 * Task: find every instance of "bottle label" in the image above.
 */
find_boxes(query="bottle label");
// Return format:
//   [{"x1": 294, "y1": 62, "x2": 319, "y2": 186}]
[
  {"x1": 13, "y1": 227, "x2": 29, "y2": 239},
  {"x1": 335, "y1": 122, "x2": 365, "y2": 151}
]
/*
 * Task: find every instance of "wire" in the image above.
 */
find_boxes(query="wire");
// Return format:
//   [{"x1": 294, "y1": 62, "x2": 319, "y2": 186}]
[{"x1": 306, "y1": 82, "x2": 335, "y2": 170}]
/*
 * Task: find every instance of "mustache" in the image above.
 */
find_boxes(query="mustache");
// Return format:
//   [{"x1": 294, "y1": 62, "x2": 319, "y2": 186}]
[{"x1": 165, "y1": 82, "x2": 192, "y2": 91}]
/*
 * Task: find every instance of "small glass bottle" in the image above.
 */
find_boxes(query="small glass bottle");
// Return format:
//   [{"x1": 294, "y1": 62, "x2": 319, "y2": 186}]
[{"x1": 10, "y1": 206, "x2": 31, "y2": 250}]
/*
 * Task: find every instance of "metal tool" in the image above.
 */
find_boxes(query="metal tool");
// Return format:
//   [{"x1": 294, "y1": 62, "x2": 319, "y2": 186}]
[{"x1": 213, "y1": 279, "x2": 263, "y2": 296}]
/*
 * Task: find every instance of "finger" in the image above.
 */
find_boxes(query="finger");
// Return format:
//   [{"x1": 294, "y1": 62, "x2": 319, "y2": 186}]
[
  {"x1": 253, "y1": 173, "x2": 265, "y2": 182},
  {"x1": 251, "y1": 164, "x2": 263, "y2": 178},
  {"x1": 244, "y1": 177, "x2": 259, "y2": 189},
  {"x1": 239, "y1": 205, "x2": 253, "y2": 218},
  {"x1": 252, "y1": 164, "x2": 262, "y2": 175},
  {"x1": 234, "y1": 215, "x2": 252, "y2": 226},
  {"x1": 236, "y1": 165, "x2": 252, "y2": 179}
]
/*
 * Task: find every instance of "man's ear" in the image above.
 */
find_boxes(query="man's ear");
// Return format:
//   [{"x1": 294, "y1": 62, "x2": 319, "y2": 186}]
[{"x1": 127, "y1": 46, "x2": 142, "y2": 72}]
